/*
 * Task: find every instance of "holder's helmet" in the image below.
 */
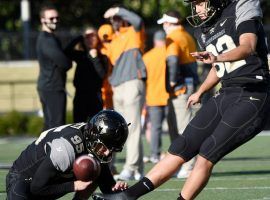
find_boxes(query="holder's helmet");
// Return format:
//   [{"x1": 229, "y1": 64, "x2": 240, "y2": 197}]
[
  {"x1": 84, "y1": 110, "x2": 129, "y2": 163},
  {"x1": 185, "y1": 0, "x2": 231, "y2": 27}
]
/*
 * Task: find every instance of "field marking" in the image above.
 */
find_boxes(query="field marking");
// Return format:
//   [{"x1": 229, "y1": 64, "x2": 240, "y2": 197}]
[
  {"x1": 155, "y1": 186, "x2": 270, "y2": 192},
  {"x1": 170, "y1": 176, "x2": 270, "y2": 182}
]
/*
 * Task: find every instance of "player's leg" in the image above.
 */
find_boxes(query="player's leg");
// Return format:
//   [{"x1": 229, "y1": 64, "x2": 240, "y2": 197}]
[
  {"x1": 6, "y1": 172, "x2": 31, "y2": 200},
  {"x1": 92, "y1": 95, "x2": 223, "y2": 200},
  {"x1": 180, "y1": 156, "x2": 214, "y2": 199},
  {"x1": 180, "y1": 88, "x2": 270, "y2": 199}
]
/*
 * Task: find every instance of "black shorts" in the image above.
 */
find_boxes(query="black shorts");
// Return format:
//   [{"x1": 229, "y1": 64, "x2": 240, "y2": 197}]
[{"x1": 169, "y1": 87, "x2": 270, "y2": 164}]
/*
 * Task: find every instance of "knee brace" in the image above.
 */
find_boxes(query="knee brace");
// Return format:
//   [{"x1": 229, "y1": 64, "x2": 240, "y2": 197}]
[
  {"x1": 168, "y1": 134, "x2": 199, "y2": 161},
  {"x1": 168, "y1": 135, "x2": 188, "y2": 159}
]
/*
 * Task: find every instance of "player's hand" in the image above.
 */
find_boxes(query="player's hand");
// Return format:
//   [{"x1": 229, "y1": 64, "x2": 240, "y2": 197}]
[
  {"x1": 187, "y1": 92, "x2": 201, "y2": 108},
  {"x1": 74, "y1": 180, "x2": 92, "y2": 191},
  {"x1": 111, "y1": 181, "x2": 128, "y2": 191},
  {"x1": 89, "y1": 49, "x2": 98, "y2": 58},
  {"x1": 170, "y1": 81, "x2": 176, "y2": 88},
  {"x1": 104, "y1": 7, "x2": 120, "y2": 19},
  {"x1": 190, "y1": 51, "x2": 217, "y2": 64}
]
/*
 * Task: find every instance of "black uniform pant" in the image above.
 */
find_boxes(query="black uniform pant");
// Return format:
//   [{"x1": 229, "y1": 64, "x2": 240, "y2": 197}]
[
  {"x1": 73, "y1": 90, "x2": 103, "y2": 123},
  {"x1": 6, "y1": 170, "x2": 71, "y2": 200},
  {"x1": 38, "y1": 90, "x2": 66, "y2": 130},
  {"x1": 6, "y1": 171, "x2": 33, "y2": 200},
  {"x1": 169, "y1": 86, "x2": 270, "y2": 164}
]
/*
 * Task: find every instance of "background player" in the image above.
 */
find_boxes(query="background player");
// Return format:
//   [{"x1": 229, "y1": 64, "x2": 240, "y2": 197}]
[
  {"x1": 6, "y1": 110, "x2": 129, "y2": 200},
  {"x1": 93, "y1": 0, "x2": 270, "y2": 199}
]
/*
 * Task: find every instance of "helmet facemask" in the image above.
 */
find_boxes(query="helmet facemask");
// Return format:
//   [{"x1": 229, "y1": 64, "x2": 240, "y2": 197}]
[
  {"x1": 88, "y1": 139, "x2": 113, "y2": 163},
  {"x1": 84, "y1": 110, "x2": 129, "y2": 163},
  {"x1": 186, "y1": 0, "x2": 216, "y2": 27},
  {"x1": 84, "y1": 123, "x2": 114, "y2": 163}
]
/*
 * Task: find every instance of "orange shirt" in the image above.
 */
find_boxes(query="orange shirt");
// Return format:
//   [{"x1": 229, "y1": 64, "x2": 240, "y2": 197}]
[
  {"x1": 143, "y1": 46, "x2": 169, "y2": 106},
  {"x1": 108, "y1": 26, "x2": 144, "y2": 65},
  {"x1": 166, "y1": 26, "x2": 197, "y2": 64},
  {"x1": 165, "y1": 26, "x2": 197, "y2": 96},
  {"x1": 100, "y1": 42, "x2": 113, "y2": 109},
  {"x1": 106, "y1": 26, "x2": 146, "y2": 86}
]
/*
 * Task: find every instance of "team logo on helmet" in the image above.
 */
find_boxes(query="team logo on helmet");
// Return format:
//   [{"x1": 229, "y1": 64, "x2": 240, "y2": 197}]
[{"x1": 84, "y1": 110, "x2": 129, "y2": 163}]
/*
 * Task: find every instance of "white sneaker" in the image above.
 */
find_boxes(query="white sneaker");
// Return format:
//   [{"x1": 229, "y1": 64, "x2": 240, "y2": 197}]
[
  {"x1": 143, "y1": 156, "x2": 150, "y2": 163},
  {"x1": 134, "y1": 170, "x2": 143, "y2": 181},
  {"x1": 176, "y1": 169, "x2": 191, "y2": 179},
  {"x1": 149, "y1": 156, "x2": 159, "y2": 164},
  {"x1": 117, "y1": 169, "x2": 134, "y2": 181}
]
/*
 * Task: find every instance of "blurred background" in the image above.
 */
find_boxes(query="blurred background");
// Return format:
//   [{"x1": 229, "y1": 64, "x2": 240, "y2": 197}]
[{"x1": 0, "y1": 0, "x2": 269, "y2": 135}]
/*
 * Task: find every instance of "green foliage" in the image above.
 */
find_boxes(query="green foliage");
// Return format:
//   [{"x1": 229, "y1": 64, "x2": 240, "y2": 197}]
[
  {"x1": 1, "y1": 0, "x2": 270, "y2": 32},
  {"x1": 0, "y1": 110, "x2": 73, "y2": 136},
  {"x1": 0, "y1": 111, "x2": 28, "y2": 136},
  {"x1": 66, "y1": 111, "x2": 73, "y2": 124},
  {"x1": 26, "y1": 115, "x2": 43, "y2": 136},
  {"x1": 0, "y1": 117, "x2": 9, "y2": 136}
]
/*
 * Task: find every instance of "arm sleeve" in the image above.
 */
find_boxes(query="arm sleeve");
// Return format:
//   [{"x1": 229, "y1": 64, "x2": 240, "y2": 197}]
[
  {"x1": 64, "y1": 35, "x2": 84, "y2": 60},
  {"x1": 30, "y1": 157, "x2": 74, "y2": 198},
  {"x1": 96, "y1": 164, "x2": 116, "y2": 194},
  {"x1": 237, "y1": 19, "x2": 260, "y2": 36},
  {"x1": 50, "y1": 137, "x2": 76, "y2": 172},
  {"x1": 43, "y1": 37, "x2": 72, "y2": 71},
  {"x1": 90, "y1": 54, "x2": 108, "y2": 79},
  {"x1": 235, "y1": 0, "x2": 263, "y2": 29},
  {"x1": 166, "y1": 56, "x2": 180, "y2": 83},
  {"x1": 117, "y1": 8, "x2": 143, "y2": 31},
  {"x1": 166, "y1": 40, "x2": 181, "y2": 83}
]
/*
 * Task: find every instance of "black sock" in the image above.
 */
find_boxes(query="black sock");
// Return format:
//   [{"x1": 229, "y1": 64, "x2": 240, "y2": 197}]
[{"x1": 125, "y1": 177, "x2": 154, "y2": 199}]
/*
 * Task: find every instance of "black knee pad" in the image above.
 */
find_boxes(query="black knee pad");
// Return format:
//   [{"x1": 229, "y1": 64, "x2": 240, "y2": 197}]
[{"x1": 168, "y1": 135, "x2": 188, "y2": 160}]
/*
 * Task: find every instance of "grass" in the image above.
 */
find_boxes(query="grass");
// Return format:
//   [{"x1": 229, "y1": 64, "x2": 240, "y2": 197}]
[{"x1": 0, "y1": 133, "x2": 270, "y2": 200}]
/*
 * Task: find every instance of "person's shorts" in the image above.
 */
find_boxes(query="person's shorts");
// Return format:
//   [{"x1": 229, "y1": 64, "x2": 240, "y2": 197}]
[{"x1": 169, "y1": 87, "x2": 270, "y2": 164}]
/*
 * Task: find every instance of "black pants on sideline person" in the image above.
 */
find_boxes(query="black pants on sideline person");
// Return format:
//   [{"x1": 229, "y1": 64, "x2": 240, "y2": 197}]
[{"x1": 38, "y1": 90, "x2": 66, "y2": 130}]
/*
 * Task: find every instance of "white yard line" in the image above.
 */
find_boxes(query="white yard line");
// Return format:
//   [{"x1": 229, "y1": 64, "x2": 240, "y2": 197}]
[
  {"x1": 170, "y1": 176, "x2": 270, "y2": 182},
  {"x1": 155, "y1": 186, "x2": 270, "y2": 192}
]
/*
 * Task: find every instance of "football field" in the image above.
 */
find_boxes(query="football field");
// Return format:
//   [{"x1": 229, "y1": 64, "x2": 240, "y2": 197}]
[{"x1": 0, "y1": 133, "x2": 270, "y2": 200}]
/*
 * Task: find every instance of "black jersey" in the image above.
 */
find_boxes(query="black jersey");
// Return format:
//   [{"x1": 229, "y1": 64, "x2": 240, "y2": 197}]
[
  {"x1": 11, "y1": 123, "x2": 116, "y2": 197},
  {"x1": 194, "y1": 1, "x2": 269, "y2": 87},
  {"x1": 13, "y1": 123, "x2": 87, "y2": 176}
]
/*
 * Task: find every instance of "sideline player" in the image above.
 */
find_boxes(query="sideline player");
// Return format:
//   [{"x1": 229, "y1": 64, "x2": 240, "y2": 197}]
[
  {"x1": 92, "y1": 0, "x2": 270, "y2": 199},
  {"x1": 6, "y1": 110, "x2": 129, "y2": 200}
]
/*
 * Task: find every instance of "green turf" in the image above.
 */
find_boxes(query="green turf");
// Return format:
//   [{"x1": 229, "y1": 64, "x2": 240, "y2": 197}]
[{"x1": 0, "y1": 134, "x2": 270, "y2": 200}]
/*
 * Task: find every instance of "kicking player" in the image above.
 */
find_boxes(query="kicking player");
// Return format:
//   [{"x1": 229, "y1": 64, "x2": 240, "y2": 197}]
[
  {"x1": 6, "y1": 110, "x2": 129, "y2": 200},
  {"x1": 93, "y1": 0, "x2": 270, "y2": 199}
]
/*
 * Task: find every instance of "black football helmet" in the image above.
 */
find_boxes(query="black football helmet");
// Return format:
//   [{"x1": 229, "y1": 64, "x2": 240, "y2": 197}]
[
  {"x1": 185, "y1": 0, "x2": 231, "y2": 27},
  {"x1": 84, "y1": 110, "x2": 129, "y2": 163}
]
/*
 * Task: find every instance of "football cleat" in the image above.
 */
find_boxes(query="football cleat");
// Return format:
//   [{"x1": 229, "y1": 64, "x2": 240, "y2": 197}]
[{"x1": 92, "y1": 192, "x2": 133, "y2": 200}]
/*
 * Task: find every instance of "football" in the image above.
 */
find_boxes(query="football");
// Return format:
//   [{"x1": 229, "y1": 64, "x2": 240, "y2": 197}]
[{"x1": 73, "y1": 155, "x2": 101, "y2": 181}]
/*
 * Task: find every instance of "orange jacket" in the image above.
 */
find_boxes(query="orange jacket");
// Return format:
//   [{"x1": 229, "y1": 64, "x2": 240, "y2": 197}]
[
  {"x1": 166, "y1": 26, "x2": 197, "y2": 64},
  {"x1": 143, "y1": 46, "x2": 169, "y2": 106},
  {"x1": 106, "y1": 8, "x2": 146, "y2": 87},
  {"x1": 166, "y1": 26, "x2": 197, "y2": 96}
]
